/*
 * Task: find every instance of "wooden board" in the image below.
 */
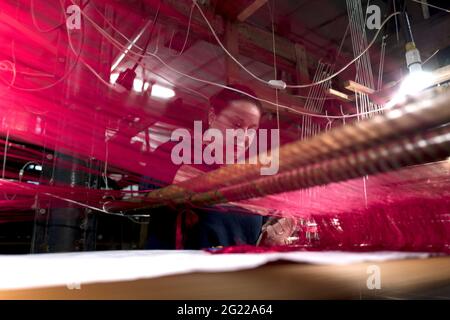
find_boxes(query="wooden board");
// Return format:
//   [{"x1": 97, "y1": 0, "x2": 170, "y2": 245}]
[
  {"x1": 237, "y1": 0, "x2": 268, "y2": 22},
  {"x1": 344, "y1": 80, "x2": 376, "y2": 95},
  {"x1": 327, "y1": 88, "x2": 354, "y2": 102}
]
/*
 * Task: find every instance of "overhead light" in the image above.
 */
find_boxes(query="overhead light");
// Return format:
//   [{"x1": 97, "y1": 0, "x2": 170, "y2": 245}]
[
  {"x1": 133, "y1": 78, "x2": 150, "y2": 93},
  {"x1": 398, "y1": 70, "x2": 433, "y2": 96},
  {"x1": 386, "y1": 39, "x2": 434, "y2": 108},
  {"x1": 151, "y1": 84, "x2": 175, "y2": 99},
  {"x1": 386, "y1": 15, "x2": 434, "y2": 109},
  {"x1": 386, "y1": 71, "x2": 434, "y2": 109},
  {"x1": 111, "y1": 71, "x2": 174, "y2": 98},
  {"x1": 110, "y1": 73, "x2": 119, "y2": 84},
  {"x1": 112, "y1": 72, "x2": 150, "y2": 93}
]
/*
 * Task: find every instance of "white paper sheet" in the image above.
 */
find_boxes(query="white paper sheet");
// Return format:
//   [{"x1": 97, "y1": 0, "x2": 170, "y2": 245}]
[{"x1": 0, "y1": 250, "x2": 432, "y2": 290}]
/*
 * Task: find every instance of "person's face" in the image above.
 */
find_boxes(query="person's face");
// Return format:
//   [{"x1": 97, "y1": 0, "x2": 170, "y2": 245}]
[{"x1": 208, "y1": 100, "x2": 261, "y2": 160}]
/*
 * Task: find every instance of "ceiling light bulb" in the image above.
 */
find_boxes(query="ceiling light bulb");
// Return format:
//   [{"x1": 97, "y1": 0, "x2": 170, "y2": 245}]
[
  {"x1": 151, "y1": 84, "x2": 175, "y2": 99},
  {"x1": 398, "y1": 70, "x2": 433, "y2": 96},
  {"x1": 110, "y1": 73, "x2": 119, "y2": 84},
  {"x1": 386, "y1": 70, "x2": 434, "y2": 109},
  {"x1": 132, "y1": 78, "x2": 144, "y2": 92}
]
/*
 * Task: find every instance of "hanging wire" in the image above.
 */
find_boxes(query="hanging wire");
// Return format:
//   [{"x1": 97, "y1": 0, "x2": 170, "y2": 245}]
[
  {"x1": 70, "y1": 0, "x2": 402, "y2": 119},
  {"x1": 10, "y1": 2, "x2": 86, "y2": 92},
  {"x1": 267, "y1": 0, "x2": 281, "y2": 135},
  {"x1": 30, "y1": 0, "x2": 65, "y2": 33},
  {"x1": 131, "y1": 0, "x2": 161, "y2": 72},
  {"x1": 378, "y1": 35, "x2": 388, "y2": 91},
  {"x1": 192, "y1": 0, "x2": 401, "y2": 89},
  {"x1": 422, "y1": 49, "x2": 440, "y2": 66}
]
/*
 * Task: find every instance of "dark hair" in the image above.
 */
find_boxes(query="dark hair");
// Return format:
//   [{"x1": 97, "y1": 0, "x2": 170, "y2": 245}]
[{"x1": 209, "y1": 84, "x2": 263, "y2": 116}]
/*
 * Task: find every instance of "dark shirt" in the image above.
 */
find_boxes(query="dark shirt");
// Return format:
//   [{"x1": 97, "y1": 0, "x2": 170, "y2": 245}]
[{"x1": 142, "y1": 141, "x2": 263, "y2": 249}]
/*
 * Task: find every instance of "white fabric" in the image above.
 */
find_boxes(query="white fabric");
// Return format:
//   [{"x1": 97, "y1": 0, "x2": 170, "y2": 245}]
[{"x1": 0, "y1": 250, "x2": 431, "y2": 290}]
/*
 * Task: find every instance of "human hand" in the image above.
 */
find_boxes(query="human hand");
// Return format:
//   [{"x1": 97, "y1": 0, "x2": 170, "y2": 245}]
[{"x1": 257, "y1": 217, "x2": 298, "y2": 246}]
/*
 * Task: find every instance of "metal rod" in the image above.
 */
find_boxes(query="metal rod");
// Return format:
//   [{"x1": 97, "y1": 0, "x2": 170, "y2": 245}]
[{"x1": 188, "y1": 126, "x2": 450, "y2": 207}]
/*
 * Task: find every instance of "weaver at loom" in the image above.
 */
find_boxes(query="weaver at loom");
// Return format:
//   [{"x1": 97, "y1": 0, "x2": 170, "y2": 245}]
[
  {"x1": 140, "y1": 84, "x2": 281, "y2": 249},
  {"x1": 0, "y1": 0, "x2": 449, "y2": 300}
]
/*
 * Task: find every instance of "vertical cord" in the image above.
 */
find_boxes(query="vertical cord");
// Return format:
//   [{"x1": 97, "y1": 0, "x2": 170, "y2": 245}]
[
  {"x1": 268, "y1": 1, "x2": 280, "y2": 135},
  {"x1": 347, "y1": 0, "x2": 373, "y2": 202},
  {"x1": 378, "y1": 36, "x2": 387, "y2": 91},
  {"x1": 169, "y1": 3, "x2": 195, "y2": 57},
  {"x1": 103, "y1": 131, "x2": 109, "y2": 190},
  {"x1": 1, "y1": 129, "x2": 10, "y2": 179},
  {"x1": 393, "y1": 0, "x2": 400, "y2": 43}
]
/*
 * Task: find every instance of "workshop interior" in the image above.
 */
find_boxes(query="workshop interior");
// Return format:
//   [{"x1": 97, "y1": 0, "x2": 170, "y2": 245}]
[{"x1": 0, "y1": 0, "x2": 449, "y2": 299}]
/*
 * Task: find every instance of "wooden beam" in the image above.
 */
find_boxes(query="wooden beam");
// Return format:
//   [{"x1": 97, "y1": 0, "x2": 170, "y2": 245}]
[
  {"x1": 141, "y1": 0, "x2": 321, "y2": 74},
  {"x1": 344, "y1": 80, "x2": 375, "y2": 95},
  {"x1": 327, "y1": 88, "x2": 354, "y2": 102},
  {"x1": 221, "y1": 11, "x2": 320, "y2": 119},
  {"x1": 294, "y1": 44, "x2": 310, "y2": 81},
  {"x1": 140, "y1": 0, "x2": 325, "y2": 120},
  {"x1": 237, "y1": 0, "x2": 268, "y2": 22},
  {"x1": 238, "y1": 23, "x2": 297, "y2": 63},
  {"x1": 294, "y1": 43, "x2": 310, "y2": 96},
  {"x1": 239, "y1": 40, "x2": 297, "y2": 73},
  {"x1": 224, "y1": 20, "x2": 241, "y2": 84},
  {"x1": 163, "y1": 0, "x2": 316, "y2": 66}
]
